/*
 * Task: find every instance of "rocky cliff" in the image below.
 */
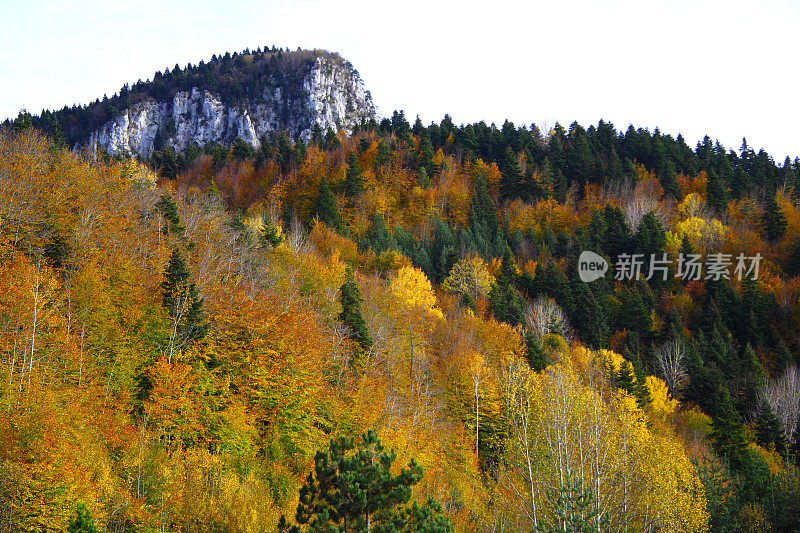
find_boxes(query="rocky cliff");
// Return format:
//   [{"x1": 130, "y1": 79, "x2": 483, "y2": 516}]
[{"x1": 29, "y1": 49, "x2": 375, "y2": 157}]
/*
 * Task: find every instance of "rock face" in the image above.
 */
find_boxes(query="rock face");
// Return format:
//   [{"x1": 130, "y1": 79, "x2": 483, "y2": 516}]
[{"x1": 88, "y1": 54, "x2": 374, "y2": 157}]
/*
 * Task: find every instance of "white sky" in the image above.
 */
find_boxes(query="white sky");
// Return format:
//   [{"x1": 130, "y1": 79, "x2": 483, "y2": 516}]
[{"x1": 1, "y1": 0, "x2": 798, "y2": 160}]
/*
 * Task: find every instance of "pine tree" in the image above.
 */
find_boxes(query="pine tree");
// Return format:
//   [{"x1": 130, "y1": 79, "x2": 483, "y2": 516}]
[
  {"x1": 282, "y1": 430, "x2": 452, "y2": 533},
  {"x1": 315, "y1": 176, "x2": 343, "y2": 231},
  {"x1": 500, "y1": 147, "x2": 524, "y2": 200},
  {"x1": 711, "y1": 387, "x2": 748, "y2": 469},
  {"x1": 68, "y1": 503, "x2": 98, "y2": 533},
  {"x1": 338, "y1": 268, "x2": 373, "y2": 354},
  {"x1": 755, "y1": 398, "x2": 785, "y2": 455},
  {"x1": 489, "y1": 246, "x2": 524, "y2": 326},
  {"x1": 535, "y1": 473, "x2": 603, "y2": 533},
  {"x1": 569, "y1": 280, "x2": 608, "y2": 349},
  {"x1": 761, "y1": 191, "x2": 787, "y2": 241},
  {"x1": 155, "y1": 193, "x2": 184, "y2": 235},
  {"x1": 161, "y1": 249, "x2": 208, "y2": 357},
  {"x1": 705, "y1": 170, "x2": 728, "y2": 214},
  {"x1": 524, "y1": 331, "x2": 549, "y2": 371},
  {"x1": 344, "y1": 151, "x2": 364, "y2": 198},
  {"x1": 260, "y1": 220, "x2": 284, "y2": 248}
]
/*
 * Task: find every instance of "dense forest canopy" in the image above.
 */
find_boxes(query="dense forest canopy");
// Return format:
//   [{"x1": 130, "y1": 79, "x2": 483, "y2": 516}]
[{"x1": 3, "y1": 80, "x2": 800, "y2": 532}]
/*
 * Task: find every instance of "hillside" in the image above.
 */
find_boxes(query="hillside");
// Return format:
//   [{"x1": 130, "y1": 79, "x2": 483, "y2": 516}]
[
  {"x1": 10, "y1": 47, "x2": 374, "y2": 157},
  {"x1": 3, "y1": 104, "x2": 800, "y2": 530}
]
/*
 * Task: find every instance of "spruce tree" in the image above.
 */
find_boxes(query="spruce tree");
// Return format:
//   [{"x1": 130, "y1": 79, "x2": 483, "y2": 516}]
[
  {"x1": 489, "y1": 246, "x2": 524, "y2": 326},
  {"x1": 711, "y1": 387, "x2": 748, "y2": 469},
  {"x1": 524, "y1": 331, "x2": 549, "y2": 372},
  {"x1": 762, "y1": 191, "x2": 787, "y2": 241},
  {"x1": 155, "y1": 193, "x2": 184, "y2": 235},
  {"x1": 705, "y1": 170, "x2": 728, "y2": 214},
  {"x1": 315, "y1": 176, "x2": 343, "y2": 231},
  {"x1": 282, "y1": 430, "x2": 452, "y2": 533},
  {"x1": 755, "y1": 398, "x2": 785, "y2": 455},
  {"x1": 161, "y1": 249, "x2": 208, "y2": 354},
  {"x1": 500, "y1": 147, "x2": 523, "y2": 200},
  {"x1": 68, "y1": 503, "x2": 98, "y2": 533},
  {"x1": 344, "y1": 151, "x2": 364, "y2": 198},
  {"x1": 338, "y1": 268, "x2": 373, "y2": 354}
]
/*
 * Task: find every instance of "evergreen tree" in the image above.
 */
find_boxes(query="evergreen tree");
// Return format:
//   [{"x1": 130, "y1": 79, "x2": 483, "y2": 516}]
[
  {"x1": 755, "y1": 398, "x2": 785, "y2": 455},
  {"x1": 315, "y1": 176, "x2": 343, "y2": 231},
  {"x1": 500, "y1": 147, "x2": 524, "y2": 200},
  {"x1": 260, "y1": 219, "x2": 284, "y2": 248},
  {"x1": 155, "y1": 193, "x2": 184, "y2": 235},
  {"x1": 282, "y1": 430, "x2": 451, "y2": 533},
  {"x1": 535, "y1": 473, "x2": 602, "y2": 533},
  {"x1": 161, "y1": 249, "x2": 208, "y2": 354},
  {"x1": 711, "y1": 387, "x2": 748, "y2": 469},
  {"x1": 345, "y1": 151, "x2": 365, "y2": 198},
  {"x1": 761, "y1": 191, "x2": 787, "y2": 241},
  {"x1": 68, "y1": 503, "x2": 98, "y2": 533},
  {"x1": 338, "y1": 268, "x2": 373, "y2": 354},
  {"x1": 524, "y1": 331, "x2": 549, "y2": 372},
  {"x1": 488, "y1": 246, "x2": 524, "y2": 326},
  {"x1": 569, "y1": 280, "x2": 608, "y2": 349},
  {"x1": 706, "y1": 170, "x2": 728, "y2": 214}
]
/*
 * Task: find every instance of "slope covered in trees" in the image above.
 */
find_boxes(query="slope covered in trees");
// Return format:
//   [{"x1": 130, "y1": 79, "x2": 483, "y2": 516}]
[{"x1": 2, "y1": 111, "x2": 800, "y2": 533}]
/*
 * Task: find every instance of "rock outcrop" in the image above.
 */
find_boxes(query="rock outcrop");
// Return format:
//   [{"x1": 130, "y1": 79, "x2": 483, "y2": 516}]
[{"x1": 88, "y1": 53, "x2": 374, "y2": 157}]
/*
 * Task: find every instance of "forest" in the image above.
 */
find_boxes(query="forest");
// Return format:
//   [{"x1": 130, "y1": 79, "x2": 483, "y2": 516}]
[{"x1": 2, "y1": 107, "x2": 800, "y2": 532}]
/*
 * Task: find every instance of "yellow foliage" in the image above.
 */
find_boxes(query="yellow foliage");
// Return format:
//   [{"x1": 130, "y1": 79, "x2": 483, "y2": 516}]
[
  {"x1": 668, "y1": 216, "x2": 726, "y2": 252},
  {"x1": 390, "y1": 266, "x2": 443, "y2": 319},
  {"x1": 646, "y1": 375, "x2": 678, "y2": 417},
  {"x1": 442, "y1": 254, "x2": 494, "y2": 297}
]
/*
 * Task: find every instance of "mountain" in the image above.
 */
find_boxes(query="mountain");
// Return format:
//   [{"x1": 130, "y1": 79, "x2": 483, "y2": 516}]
[{"x1": 24, "y1": 47, "x2": 375, "y2": 157}]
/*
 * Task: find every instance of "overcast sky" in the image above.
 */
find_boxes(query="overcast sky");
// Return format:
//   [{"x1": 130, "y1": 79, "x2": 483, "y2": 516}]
[{"x1": 1, "y1": 0, "x2": 798, "y2": 160}]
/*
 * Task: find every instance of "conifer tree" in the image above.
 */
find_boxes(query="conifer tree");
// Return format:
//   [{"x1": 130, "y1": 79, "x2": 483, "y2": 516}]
[
  {"x1": 500, "y1": 147, "x2": 523, "y2": 200},
  {"x1": 155, "y1": 193, "x2": 184, "y2": 235},
  {"x1": 315, "y1": 176, "x2": 343, "y2": 231},
  {"x1": 161, "y1": 249, "x2": 208, "y2": 358},
  {"x1": 761, "y1": 191, "x2": 787, "y2": 241},
  {"x1": 345, "y1": 151, "x2": 364, "y2": 198},
  {"x1": 706, "y1": 170, "x2": 728, "y2": 214},
  {"x1": 489, "y1": 246, "x2": 524, "y2": 326},
  {"x1": 755, "y1": 398, "x2": 785, "y2": 455},
  {"x1": 68, "y1": 503, "x2": 98, "y2": 533},
  {"x1": 260, "y1": 219, "x2": 284, "y2": 248},
  {"x1": 338, "y1": 268, "x2": 373, "y2": 354},
  {"x1": 711, "y1": 387, "x2": 748, "y2": 469},
  {"x1": 524, "y1": 331, "x2": 549, "y2": 372},
  {"x1": 281, "y1": 430, "x2": 451, "y2": 533}
]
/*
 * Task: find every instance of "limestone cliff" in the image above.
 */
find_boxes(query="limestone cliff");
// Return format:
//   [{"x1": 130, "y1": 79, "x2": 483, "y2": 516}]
[{"x1": 53, "y1": 50, "x2": 374, "y2": 157}]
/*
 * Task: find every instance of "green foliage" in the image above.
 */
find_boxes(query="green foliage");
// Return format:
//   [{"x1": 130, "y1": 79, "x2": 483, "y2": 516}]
[
  {"x1": 711, "y1": 387, "x2": 748, "y2": 469},
  {"x1": 761, "y1": 191, "x2": 787, "y2": 241},
  {"x1": 67, "y1": 503, "x2": 98, "y2": 533},
  {"x1": 315, "y1": 176, "x2": 343, "y2": 231},
  {"x1": 338, "y1": 268, "x2": 373, "y2": 354},
  {"x1": 282, "y1": 430, "x2": 451, "y2": 533},
  {"x1": 535, "y1": 473, "x2": 603, "y2": 533},
  {"x1": 261, "y1": 220, "x2": 285, "y2": 248},
  {"x1": 155, "y1": 193, "x2": 185, "y2": 235},
  {"x1": 161, "y1": 249, "x2": 209, "y2": 350},
  {"x1": 345, "y1": 151, "x2": 364, "y2": 198}
]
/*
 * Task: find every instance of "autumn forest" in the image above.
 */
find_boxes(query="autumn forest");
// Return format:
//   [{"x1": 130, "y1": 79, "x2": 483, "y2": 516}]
[{"x1": 3, "y1": 66, "x2": 800, "y2": 532}]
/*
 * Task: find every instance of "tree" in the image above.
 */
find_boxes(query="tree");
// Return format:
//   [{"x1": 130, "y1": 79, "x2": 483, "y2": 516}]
[
  {"x1": 67, "y1": 503, "x2": 98, "y2": 533},
  {"x1": 489, "y1": 246, "x2": 524, "y2": 326},
  {"x1": 282, "y1": 430, "x2": 451, "y2": 533},
  {"x1": 315, "y1": 176, "x2": 343, "y2": 231},
  {"x1": 338, "y1": 267, "x2": 373, "y2": 354},
  {"x1": 260, "y1": 219, "x2": 284, "y2": 247},
  {"x1": 761, "y1": 191, "x2": 787, "y2": 241},
  {"x1": 755, "y1": 398, "x2": 785, "y2": 455},
  {"x1": 161, "y1": 249, "x2": 208, "y2": 360},
  {"x1": 155, "y1": 192, "x2": 184, "y2": 235},
  {"x1": 501, "y1": 147, "x2": 524, "y2": 200},
  {"x1": 345, "y1": 151, "x2": 364, "y2": 198},
  {"x1": 536, "y1": 473, "x2": 602, "y2": 533},
  {"x1": 711, "y1": 387, "x2": 748, "y2": 469},
  {"x1": 442, "y1": 255, "x2": 493, "y2": 299}
]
